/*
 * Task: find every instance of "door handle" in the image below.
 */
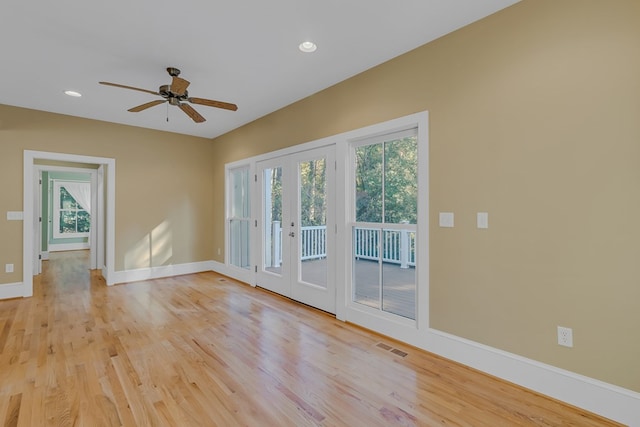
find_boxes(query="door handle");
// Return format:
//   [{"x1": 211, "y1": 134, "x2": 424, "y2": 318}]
[{"x1": 289, "y1": 232, "x2": 295, "y2": 237}]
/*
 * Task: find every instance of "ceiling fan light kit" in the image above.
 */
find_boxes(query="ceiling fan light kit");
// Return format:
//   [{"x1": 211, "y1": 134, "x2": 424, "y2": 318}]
[{"x1": 99, "y1": 67, "x2": 237, "y2": 123}]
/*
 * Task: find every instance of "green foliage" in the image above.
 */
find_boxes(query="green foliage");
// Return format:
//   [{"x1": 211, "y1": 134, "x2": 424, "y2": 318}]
[
  {"x1": 356, "y1": 136, "x2": 417, "y2": 224},
  {"x1": 59, "y1": 187, "x2": 91, "y2": 234},
  {"x1": 267, "y1": 160, "x2": 327, "y2": 227},
  {"x1": 299, "y1": 159, "x2": 326, "y2": 226},
  {"x1": 356, "y1": 144, "x2": 383, "y2": 223},
  {"x1": 267, "y1": 167, "x2": 283, "y2": 222},
  {"x1": 384, "y1": 137, "x2": 417, "y2": 224},
  {"x1": 60, "y1": 187, "x2": 77, "y2": 209}
]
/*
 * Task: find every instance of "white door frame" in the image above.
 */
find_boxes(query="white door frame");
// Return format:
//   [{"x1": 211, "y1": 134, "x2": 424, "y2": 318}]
[
  {"x1": 23, "y1": 150, "x2": 116, "y2": 296},
  {"x1": 289, "y1": 146, "x2": 336, "y2": 313},
  {"x1": 255, "y1": 145, "x2": 337, "y2": 313},
  {"x1": 33, "y1": 169, "x2": 43, "y2": 275},
  {"x1": 255, "y1": 155, "x2": 291, "y2": 297}
]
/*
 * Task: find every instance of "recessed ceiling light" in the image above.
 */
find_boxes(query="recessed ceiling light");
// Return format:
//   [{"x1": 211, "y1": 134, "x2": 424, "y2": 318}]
[
  {"x1": 64, "y1": 90, "x2": 82, "y2": 97},
  {"x1": 299, "y1": 41, "x2": 317, "y2": 53}
]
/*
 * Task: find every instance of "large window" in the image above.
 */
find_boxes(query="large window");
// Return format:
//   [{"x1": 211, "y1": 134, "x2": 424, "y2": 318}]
[
  {"x1": 53, "y1": 181, "x2": 91, "y2": 239},
  {"x1": 352, "y1": 129, "x2": 418, "y2": 319},
  {"x1": 228, "y1": 166, "x2": 251, "y2": 269}
]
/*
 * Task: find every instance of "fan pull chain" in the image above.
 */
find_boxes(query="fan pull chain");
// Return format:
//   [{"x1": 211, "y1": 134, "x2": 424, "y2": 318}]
[{"x1": 166, "y1": 102, "x2": 169, "y2": 122}]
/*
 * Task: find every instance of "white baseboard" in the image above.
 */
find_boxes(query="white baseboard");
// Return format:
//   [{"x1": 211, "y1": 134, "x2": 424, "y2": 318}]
[
  {"x1": 110, "y1": 261, "x2": 214, "y2": 285},
  {"x1": 0, "y1": 282, "x2": 25, "y2": 299},
  {"x1": 102, "y1": 265, "x2": 111, "y2": 286},
  {"x1": 425, "y1": 328, "x2": 640, "y2": 426},
  {"x1": 41, "y1": 251, "x2": 49, "y2": 260}
]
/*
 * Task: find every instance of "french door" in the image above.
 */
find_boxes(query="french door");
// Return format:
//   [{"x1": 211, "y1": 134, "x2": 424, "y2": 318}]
[{"x1": 256, "y1": 145, "x2": 336, "y2": 313}]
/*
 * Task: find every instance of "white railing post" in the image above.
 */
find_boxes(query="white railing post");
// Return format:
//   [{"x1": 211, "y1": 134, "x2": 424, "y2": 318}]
[
  {"x1": 400, "y1": 228, "x2": 409, "y2": 269},
  {"x1": 273, "y1": 221, "x2": 281, "y2": 268},
  {"x1": 300, "y1": 225, "x2": 327, "y2": 261}
]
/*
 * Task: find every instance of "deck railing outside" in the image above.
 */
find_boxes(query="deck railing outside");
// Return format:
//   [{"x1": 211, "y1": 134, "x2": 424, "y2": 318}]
[
  {"x1": 353, "y1": 227, "x2": 415, "y2": 268},
  {"x1": 270, "y1": 223, "x2": 415, "y2": 268}
]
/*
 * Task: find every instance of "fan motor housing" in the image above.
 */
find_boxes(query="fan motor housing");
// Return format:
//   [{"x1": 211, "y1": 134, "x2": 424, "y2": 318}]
[{"x1": 159, "y1": 84, "x2": 189, "y2": 101}]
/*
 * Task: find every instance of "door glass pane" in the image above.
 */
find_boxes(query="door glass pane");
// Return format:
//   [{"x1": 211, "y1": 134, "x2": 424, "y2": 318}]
[
  {"x1": 263, "y1": 167, "x2": 283, "y2": 275},
  {"x1": 299, "y1": 158, "x2": 327, "y2": 287}
]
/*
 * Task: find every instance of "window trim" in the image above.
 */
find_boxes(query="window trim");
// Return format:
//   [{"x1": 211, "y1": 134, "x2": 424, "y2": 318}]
[{"x1": 336, "y1": 111, "x2": 429, "y2": 338}]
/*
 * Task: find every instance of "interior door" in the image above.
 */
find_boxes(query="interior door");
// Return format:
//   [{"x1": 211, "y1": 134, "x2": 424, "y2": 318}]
[
  {"x1": 256, "y1": 145, "x2": 336, "y2": 313},
  {"x1": 33, "y1": 169, "x2": 42, "y2": 275}
]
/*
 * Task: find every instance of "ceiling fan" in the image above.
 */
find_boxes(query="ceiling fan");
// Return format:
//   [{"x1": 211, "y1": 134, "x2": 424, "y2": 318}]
[{"x1": 99, "y1": 67, "x2": 237, "y2": 123}]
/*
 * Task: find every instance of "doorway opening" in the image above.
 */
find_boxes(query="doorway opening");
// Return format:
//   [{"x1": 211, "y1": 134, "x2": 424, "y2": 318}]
[
  {"x1": 34, "y1": 164, "x2": 97, "y2": 275},
  {"x1": 23, "y1": 150, "x2": 116, "y2": 297},
  {"x1": 256, "y1": 145, "x2": 336, "y2": 314}
]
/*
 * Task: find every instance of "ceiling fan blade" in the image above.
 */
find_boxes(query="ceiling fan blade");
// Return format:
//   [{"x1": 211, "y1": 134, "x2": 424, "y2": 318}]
[
  {"x1": 179, "y1": 103, "x2": 206, "y2": 123},
  {"x1": 128, "y1": 100, "x2": 167, "y2": 112},
  {"x1": 171, "y1": 77, "x2": 190, "y2": 95},
  {"x1": 188, "y1": 97, "x2": 238, "y2": 111},
  {"x1": 99, "y1": 81, "x2": 159, "y2": 96}
]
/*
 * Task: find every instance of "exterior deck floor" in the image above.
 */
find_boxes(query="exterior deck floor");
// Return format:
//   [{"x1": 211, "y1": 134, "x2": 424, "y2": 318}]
[{"x1": 269, "y1": 258, "x2": 416, "y2": 319}]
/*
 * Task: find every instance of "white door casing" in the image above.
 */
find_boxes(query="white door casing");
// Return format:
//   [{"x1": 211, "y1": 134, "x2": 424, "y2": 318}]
[{"x1": 255, "y1": 145, "x2": 336, "y2": 313}]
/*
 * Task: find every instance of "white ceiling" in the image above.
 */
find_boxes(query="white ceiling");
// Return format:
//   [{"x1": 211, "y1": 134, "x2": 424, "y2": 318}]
[{"x1": 1, "y1": 0, "x2": 520, "y2": 139}]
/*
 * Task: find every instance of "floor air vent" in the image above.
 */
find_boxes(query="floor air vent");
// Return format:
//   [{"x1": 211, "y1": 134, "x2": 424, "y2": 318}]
[
  {"x1": 376, "y1": 342, "x2": 393, "y2": 351},
  {"x1": 376, "y1": 342, "x2": 408, "y2": 357},
  {"x1": 390, "y1": 348, "x2": 408, "y2": 357}
]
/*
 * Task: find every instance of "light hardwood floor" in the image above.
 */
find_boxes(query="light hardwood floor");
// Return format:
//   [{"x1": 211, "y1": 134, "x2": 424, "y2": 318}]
[{"x1": 0, "y1": 251, "x2": 622, "y2": 426}]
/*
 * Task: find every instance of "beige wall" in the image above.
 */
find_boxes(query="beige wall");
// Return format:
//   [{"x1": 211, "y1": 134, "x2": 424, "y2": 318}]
[
  {"x1": 210, "y1": 0, "x2": 640, "y2": 391},
  {"x1": 0, "y1": 105, "x2": 215, "y2": 282}
]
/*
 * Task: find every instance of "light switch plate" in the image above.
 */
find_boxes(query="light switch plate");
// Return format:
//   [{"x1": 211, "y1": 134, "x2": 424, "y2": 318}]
[
  {"x1": 439, "y1": 212, "x2": 454, "y2": 228},
  {"x1": 477, "y1": 212, "x2": 489, "y2": 229},
  {"x1": 7, "y1": 211, "x2": 24, "y2": 220}
]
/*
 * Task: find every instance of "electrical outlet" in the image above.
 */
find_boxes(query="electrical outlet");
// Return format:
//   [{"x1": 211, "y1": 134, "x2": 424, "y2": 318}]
[
  {"x1": 557, "y1": 326, "x2": 573, "y2": 347},
  {"x1": 5, "y1": 264, "x2": 14, "y2": 273}
]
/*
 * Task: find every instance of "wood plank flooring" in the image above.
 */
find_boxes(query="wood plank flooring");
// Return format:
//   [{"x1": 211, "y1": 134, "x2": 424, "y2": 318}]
[{"x1": 0, "y1": 251, "x2": 622, "y2": 426}]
